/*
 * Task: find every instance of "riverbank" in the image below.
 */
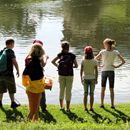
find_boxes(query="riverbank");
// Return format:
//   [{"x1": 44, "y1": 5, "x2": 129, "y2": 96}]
[{"x1": 0, "y1": 103, "x2": 130, "y2": 130}]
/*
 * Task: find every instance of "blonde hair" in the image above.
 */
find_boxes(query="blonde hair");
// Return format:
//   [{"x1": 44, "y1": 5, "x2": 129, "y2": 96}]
[
  {"x1": 29, "y1": 44, "x2": 45, "y2": 58},
  {"x1": 103, "y1": 38, "x2": 116, "y2": 49}
]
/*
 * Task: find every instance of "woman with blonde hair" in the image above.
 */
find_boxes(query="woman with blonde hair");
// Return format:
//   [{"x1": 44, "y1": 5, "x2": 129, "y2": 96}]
[
  {"x1": 95, "y1": 38, "x2": 125, "y2": 109},
  {"x1": 23, "y1": 43, "x2": 47, "y2": 121}
]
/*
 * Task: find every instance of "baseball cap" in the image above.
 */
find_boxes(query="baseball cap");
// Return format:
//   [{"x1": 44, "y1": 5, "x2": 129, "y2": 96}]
[{"x1": 84, "y1": 46, "x2": 93, "y2": 54}]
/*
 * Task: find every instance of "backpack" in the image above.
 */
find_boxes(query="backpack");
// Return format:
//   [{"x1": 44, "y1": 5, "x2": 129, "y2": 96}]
[
  {"x1": 58, "y1": 54, "x2": 73, "y2": 76},
  {"x1": 0, "y1": 48, "x2": 8, "y2": 72}
]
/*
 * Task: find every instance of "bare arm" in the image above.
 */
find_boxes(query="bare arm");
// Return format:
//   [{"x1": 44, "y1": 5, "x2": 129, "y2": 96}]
[
  {"x1": 80, "y1": 63, "x2": 83, "y2": 84},
  {"x1": 12, "y1": 58, "x2": 20, "y2": 77},
  {"x1": 95, "y1": 65, "x2": 98, "y2": 84},
  {"x1": 95, "y1": 53, "x2": 101, "y2": 60},
  {"x1": 41, "y1": 55, "x2": 49, "y2": 67},
  {"x1": 113, "y1": 54, "x2": 125, "y2": 68},
  {"x1": 51, "y1": 56, "x2": 59, "y2": 68},
  {"x1": 73, "y1": 59, "x2": 78, "y2": 68}
]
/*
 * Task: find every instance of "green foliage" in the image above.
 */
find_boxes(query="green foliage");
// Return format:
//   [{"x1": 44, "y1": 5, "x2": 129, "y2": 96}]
[{"x1": 0, "y1": 104, "x2": 130, "y2": 130}]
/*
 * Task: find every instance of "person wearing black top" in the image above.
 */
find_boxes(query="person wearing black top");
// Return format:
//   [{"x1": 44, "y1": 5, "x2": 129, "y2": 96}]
[{"x1": 52, "y1": 41, "x2": 78, "y2": 112}]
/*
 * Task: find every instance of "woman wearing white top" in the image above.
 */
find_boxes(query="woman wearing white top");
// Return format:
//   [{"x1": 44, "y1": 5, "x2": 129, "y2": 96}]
[{"x1": 95, "y1": 38, "x2": 125, "y2": 109}]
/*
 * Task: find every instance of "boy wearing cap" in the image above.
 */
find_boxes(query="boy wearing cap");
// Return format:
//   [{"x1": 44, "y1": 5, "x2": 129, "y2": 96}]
[{"x1": 80, "y1": 46, "x2": 98, "y2": 111}]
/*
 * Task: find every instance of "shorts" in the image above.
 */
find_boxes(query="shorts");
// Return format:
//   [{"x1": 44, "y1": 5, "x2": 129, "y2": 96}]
[
  {"x1": 83, "y1": 79, "x2": 95, "y2": 96},
  {"x1": 0, "y1": 75, "x2": 16, "y2": 94},
  {"x1": 101, "y1": 71, "x2": 115, "y2": 88}
]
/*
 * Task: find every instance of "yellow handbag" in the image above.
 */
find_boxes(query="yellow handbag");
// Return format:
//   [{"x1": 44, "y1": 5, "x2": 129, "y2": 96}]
[{"x1": 22, "y1": 75, "x2": 45, "y2": 93}]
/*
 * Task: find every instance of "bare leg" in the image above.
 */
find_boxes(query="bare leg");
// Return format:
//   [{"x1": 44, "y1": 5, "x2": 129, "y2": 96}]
[
  {"x1": 66, "y1": 100, "x2": 70, "y2": 110},
  {"x1": 101, "y1": 87, "x2": 106, "y2": 106},
  {"x1": 110, "y1": 88, "x2": 114, "y2": 107},
  {"x1": 84, "y1": 95, "x2": 88, "y2": 110},
  {"x1": 60, "y1": 99, "x2": 64, "y2": 109},
  {"x1": 90, "y1": 95, "x2": 94, "y2": 109},
  {"x1": 26, "y1": 91, "x2": 41, "y2": 121}
]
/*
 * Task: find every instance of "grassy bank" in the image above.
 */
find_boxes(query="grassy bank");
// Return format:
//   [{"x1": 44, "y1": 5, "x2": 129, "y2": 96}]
[{"x1": 0, "y1": 104, "x2": 130, "y2": 130}]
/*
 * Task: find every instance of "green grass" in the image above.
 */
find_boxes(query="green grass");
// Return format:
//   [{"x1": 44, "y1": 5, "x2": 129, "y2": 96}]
[{"x1": 0, "y1": 104, "x2": 130, "y2": 130}]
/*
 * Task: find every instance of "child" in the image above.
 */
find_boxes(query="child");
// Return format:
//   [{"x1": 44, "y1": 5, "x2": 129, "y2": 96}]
[
  {"x1": 51, "y1": 41, "x2": 78, "y2": 111},
  {"x1": 95, "y1": 38, "x2": 125, "y2": 109},
  {"x1": 0, "y1": 38, "x2": 20, "y2": 108},
  {"x1": 23, "y1": 43, "x2": 46, "y2": 121},
  {"x1": 25, "y1": 40, "x2": 48, "y2": 112},
  {"x1": 80, "y1": 46, "x2": 98, "y2": 111}
]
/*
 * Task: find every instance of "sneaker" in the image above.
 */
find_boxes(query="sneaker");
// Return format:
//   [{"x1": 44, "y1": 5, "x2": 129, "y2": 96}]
[
  {"x1": 111, "y1": 106, "x2": 115, "y2": 109},
  {"x1": 89, "y1": 108, "x2": 94, "y2": 112},
  {"x1": 100, "y1": 105, "x2": 105, "y2": 108},
  {"x1": 60, "y1": 108, "x2": 65, "y2": 111},
  {"x1": 11, "y1": 101, "x2": 20, "y2": 109},
  {"x1": 41, "y1": 108, "x2": 47, "y2": 112},
  {"x1": 66, "y1": 109, "x2": 71, "y2": 112},
  {"x1": 84, "y1": 108, "x2": 88, "y2": 111}
]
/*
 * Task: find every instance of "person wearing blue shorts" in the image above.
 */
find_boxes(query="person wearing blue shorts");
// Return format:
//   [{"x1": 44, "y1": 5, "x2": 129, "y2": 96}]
[{"x1": 80, "y1": 46, "x2": 98, "y2": 111}]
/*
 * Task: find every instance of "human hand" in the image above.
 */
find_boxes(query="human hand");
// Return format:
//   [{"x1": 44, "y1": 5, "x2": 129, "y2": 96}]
[
  {"x1": 46, "y1": 55, "x2": 49, "y2": 59},
  {"x1": 16, "y1": 71, "x2": 20, "y2": 77},
  {"x1": 81, "y1": 79, "x2": 84, "y2": 85},
  {"x1": 112, "y1": 64, "x2": 118, "y2": 68}
]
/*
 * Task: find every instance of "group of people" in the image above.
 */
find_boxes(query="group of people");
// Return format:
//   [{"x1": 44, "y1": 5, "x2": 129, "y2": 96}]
[{"x1": 0, "y1": 38, "x2": 125, "y2": 121}]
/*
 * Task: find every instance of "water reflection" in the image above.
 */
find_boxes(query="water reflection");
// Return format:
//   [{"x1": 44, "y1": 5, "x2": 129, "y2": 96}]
[
  {"x1": 0, "y1": 2, "x2": 38, "y2": 39},
  {"x1": 62, "y1": 0, "x2": 103, "y2": 50}
]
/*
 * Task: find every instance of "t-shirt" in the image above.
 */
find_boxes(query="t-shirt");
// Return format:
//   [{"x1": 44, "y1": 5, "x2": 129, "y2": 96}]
[
  {"x1": 99, "y1": 49, "x2": 120, "y2": 71},
  {"x1": 57, "y1": 52, "x2": 76, "y2": 76},
  {"x1": 23, "y1": 57, "x2": 43, "y2": 81},
  {"x1": 81, "y1": 59, "x2": 97, "y2": 79}
]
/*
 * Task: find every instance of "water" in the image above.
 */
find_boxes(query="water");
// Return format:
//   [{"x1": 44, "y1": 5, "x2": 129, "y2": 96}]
[{"x1": 0, "y1": 0, "x2": 130, "y2": 105}]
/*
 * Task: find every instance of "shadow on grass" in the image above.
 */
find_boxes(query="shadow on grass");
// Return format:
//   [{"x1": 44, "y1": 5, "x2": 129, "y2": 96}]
[
  {"x1": 88, "y1": 110, "x2": 112, "y2": 124},
  {"x1": 61, "y1": 109, "x2": 87, "y2": 123},
  {"x1": 115, "y1": 108, "x2": 130, "y2": 122},
  {"x1": 0, "y1": 107, "x2": 24, "y2": 122},
  {"x1": 103, "y1": 107, "x2": 130, "y2": 123},
  {"x1": 39, "y1": 110, "x2": 57, "y2": 124}
]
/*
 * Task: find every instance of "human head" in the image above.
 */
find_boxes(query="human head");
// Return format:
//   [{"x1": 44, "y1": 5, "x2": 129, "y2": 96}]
[
  {"x1": 84, "y1": 46, "x2": 94, "y2": 59},
  {"x1": 33, "y1": 40, "x2": 43, "y2": 46},
  {"x1": 6, "y1": 38, "x2": 15, "y2": 49},
  {"x1": 61, "y1": 41, "x2": 69, "y2": 52},
  {"x1": 29, "y1": 44, "x2": 45, "y2": 58},
  {"x1": 103, "y1": 38, "x2": 116, "y2": 50}
]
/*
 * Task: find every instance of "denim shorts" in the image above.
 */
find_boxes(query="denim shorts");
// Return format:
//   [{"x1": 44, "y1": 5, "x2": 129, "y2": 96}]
[
  {"x1": 101, "y1": 71, "x2": 115, "y2": 88},
  {"x1": 83, "y1": 79, "x2": 95, "y2": 96}
]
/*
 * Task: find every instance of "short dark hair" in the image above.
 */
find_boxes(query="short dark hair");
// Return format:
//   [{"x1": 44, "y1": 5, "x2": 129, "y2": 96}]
[
  {"x1": 85, "y1": 52, "x2": 94, "y2": 59},
  {"x1": 61, "y1": 41, "x2": 69, "y2": 50},
  {"x1": 6, "y1": 39, "x2": 14, "y2": 45}
]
